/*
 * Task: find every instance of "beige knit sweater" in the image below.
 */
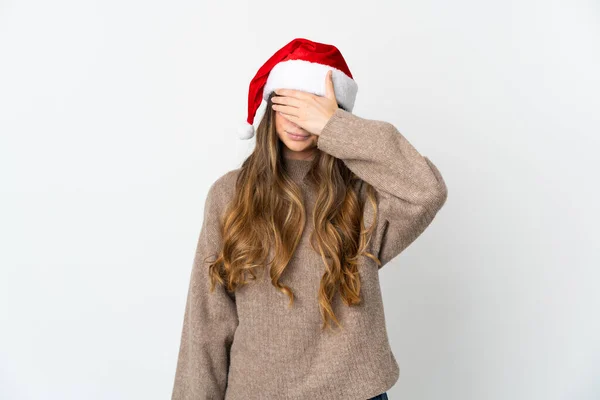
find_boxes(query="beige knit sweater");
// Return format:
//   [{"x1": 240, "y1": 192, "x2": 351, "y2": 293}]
[{"x1": 171, "y1": 108, "x2": 448, "y2": 400}]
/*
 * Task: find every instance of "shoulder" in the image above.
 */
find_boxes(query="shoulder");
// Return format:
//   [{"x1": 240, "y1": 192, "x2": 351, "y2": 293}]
[{"x1": 204, "y1": 167, "x2": 242, "y2": 214}]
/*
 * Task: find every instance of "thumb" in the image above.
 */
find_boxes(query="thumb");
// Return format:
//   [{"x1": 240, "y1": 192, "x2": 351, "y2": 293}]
[{"x1": 324, "y1": 70, "x2": 337, "y2": 102}]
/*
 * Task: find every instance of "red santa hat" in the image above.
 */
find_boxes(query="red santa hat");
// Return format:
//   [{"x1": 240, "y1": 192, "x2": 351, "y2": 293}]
[{"x1": 238, "y1": 37, "x2": 358, "y2": 140}]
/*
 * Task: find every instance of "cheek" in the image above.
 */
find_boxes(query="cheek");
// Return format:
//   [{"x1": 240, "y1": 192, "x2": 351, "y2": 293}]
[
  {"x1": 275, "y1": 111, "x2": 290, "y2": 130},
  {"x1": 274, "y1": 112, "x2": 285, "y2": 139},
  {"x1": 275, "y1": 112, "x2": 306, "y2": 134},
  {"x1": 274, "y1": 111, "x2": 282, "y2": 129}
]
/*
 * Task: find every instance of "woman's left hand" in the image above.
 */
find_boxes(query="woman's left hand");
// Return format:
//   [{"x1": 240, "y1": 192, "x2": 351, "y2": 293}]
[{"x1": 271, "y1": 70, "x2": 339, "y2": 136}]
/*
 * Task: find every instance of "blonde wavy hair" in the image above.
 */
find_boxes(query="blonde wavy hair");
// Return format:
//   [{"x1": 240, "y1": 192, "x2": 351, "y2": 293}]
[{"x1": 208, "y1": 91, "x2": 382, "y2": 330}]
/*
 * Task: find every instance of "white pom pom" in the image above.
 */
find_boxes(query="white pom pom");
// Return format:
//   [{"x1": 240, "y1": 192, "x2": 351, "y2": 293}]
[{"x1": 238, "y1": 122, "x2": 255, "y2": 140}]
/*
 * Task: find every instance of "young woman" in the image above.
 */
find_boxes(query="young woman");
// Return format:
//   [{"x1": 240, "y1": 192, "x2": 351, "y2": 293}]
[{"x1": 171, "y1": 38, "x2": 448, "y2": 400}]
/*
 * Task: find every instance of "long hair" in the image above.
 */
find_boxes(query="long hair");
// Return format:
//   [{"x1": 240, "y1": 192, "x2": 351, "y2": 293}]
[{"x1": 207, "y1": 91, "x2": 381, "y2": 330}]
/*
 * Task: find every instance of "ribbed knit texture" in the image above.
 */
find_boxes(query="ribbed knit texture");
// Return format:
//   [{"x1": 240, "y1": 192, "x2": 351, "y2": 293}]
[{"x1": 172, "y1": 108, "x2": 448, "y2": 400}]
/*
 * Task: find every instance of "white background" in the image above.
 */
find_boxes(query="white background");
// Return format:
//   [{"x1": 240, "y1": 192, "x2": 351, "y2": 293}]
[{"x1": 1, "y1": 1, "x2": 599, "y2": 399}]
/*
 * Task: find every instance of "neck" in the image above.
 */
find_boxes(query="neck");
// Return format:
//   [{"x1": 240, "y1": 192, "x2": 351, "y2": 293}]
[{"x1": 282, "y1": 147, "x2": 316, "y2": 161}]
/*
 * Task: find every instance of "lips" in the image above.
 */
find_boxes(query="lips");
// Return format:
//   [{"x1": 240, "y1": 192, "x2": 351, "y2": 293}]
[{"x1": 285, "y1": 130, "x2": 308, "y2": 137}]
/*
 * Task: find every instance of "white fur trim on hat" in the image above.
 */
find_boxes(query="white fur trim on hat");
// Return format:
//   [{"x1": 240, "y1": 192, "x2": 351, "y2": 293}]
[{"x1": 263, "y1": 59, "x2": 358, "y2": 112}]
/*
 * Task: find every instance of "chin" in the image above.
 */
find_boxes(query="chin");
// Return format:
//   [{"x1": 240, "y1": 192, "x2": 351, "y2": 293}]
[{"x1": 284, "y1": 140, "x2": 315, "y2": 152}]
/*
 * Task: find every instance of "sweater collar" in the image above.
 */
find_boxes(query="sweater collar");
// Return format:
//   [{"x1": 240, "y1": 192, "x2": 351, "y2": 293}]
[{"x1": 283, "y1": 157, "x2": 313, "y2": 182}]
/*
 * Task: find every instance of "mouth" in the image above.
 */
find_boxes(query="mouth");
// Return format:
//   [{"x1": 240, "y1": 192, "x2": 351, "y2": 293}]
[{"x1": 285, "y1": 130, "x2": 309, "y2": 139}]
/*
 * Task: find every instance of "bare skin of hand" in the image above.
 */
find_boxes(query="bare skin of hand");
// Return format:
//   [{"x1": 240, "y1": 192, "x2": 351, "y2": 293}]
[{"x1": 271, "y1": 70, "x2": 339, "y2": 136}]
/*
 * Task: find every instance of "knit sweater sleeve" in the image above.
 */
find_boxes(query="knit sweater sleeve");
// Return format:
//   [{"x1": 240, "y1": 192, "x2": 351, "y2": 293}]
[
  {"x1": 172, "y1": 178, "x2": 239, "y2": 400},
  {"x1": 316, "y1": 108, "x2": 448, "y2": 269}
]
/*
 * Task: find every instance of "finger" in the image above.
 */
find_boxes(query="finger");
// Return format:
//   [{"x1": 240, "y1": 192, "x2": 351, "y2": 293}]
[
  {"x1": 274, "y1": 88, "x2": 313, "y2": 100},
  {"x1": 271, "y1": 94, "x2": 304, "y2": 109},
  {"x1": 276, "y1": 110, "x2": 301, "y2": 125},
  {"x1": 324, "y1": 70, "x2": 337, "y2": 101},
  {"x1": 271, "y1": 103, "x2": 300, "y2": 117}
]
